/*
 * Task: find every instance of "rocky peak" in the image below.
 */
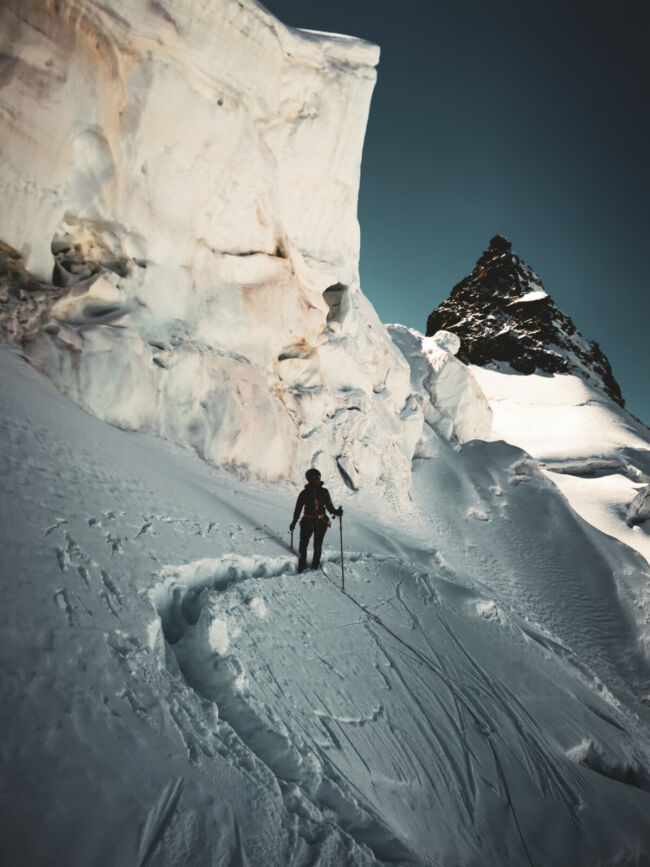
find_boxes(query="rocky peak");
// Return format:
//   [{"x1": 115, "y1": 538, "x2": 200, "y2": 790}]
[{"x1": 426, "y1": 236, "x2": 624, "y2": 406}]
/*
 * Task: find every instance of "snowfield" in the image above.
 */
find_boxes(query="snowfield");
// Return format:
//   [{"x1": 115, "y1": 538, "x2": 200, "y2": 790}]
[
  {"x1": 2, "y1": 345, "x2": 649, "y2": 866},
  {"x1": 1, "y1": 1, "x2": 650, "y2": 864},
  {"x1": 473, "y1": 364, "x2": 650, "y2": 654}
]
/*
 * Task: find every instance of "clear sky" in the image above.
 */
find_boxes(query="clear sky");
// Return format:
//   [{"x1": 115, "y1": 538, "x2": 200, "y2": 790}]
[{"x1": 264, "y1": 0, "x2": 650, "y2": 424}]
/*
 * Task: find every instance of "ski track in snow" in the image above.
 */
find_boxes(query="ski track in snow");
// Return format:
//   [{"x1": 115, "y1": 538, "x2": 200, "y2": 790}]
[
  {"x1": 20, "y1": 506, "x2": 650, "y2": 865},
  {"x1": 137, "y1": 777, "x2": 185, "y2": 867},
  {"x1": 12, "y1": 505, "x2": 650, "y2": 866},
  {"x1": 151, "y1": 553, "x2": 422, "y2": 864},
  {"x1": 2, "y1": 348, "x2": 650, "y2": 866},
  {"x1": 148, "y1": 548, "x2": 649, "y2": 865}
]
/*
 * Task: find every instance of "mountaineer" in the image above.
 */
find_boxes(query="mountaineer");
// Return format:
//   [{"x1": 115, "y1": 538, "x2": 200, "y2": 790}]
[{"x1": 290, "y1": 468, "x2": 343, "y2": 572}]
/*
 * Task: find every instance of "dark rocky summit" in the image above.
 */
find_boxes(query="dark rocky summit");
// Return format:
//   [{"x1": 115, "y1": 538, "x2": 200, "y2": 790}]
[{"x1": 426, "y1": 235, "x2": 624, "y2": 406}]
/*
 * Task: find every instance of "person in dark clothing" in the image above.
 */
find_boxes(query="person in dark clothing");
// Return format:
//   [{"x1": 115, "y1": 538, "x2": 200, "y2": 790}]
[{"x1": 290, "y1": 468, "x2": 343, "y2": 572}]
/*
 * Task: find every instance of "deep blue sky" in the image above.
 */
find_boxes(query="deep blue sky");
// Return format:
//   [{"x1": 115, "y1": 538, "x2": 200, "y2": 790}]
[{"x1": 265, "y1": 0, "x2": 649, "y2": 424}]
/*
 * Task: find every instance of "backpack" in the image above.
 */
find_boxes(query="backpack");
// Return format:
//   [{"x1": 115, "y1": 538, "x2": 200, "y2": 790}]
[{"x1": 303, "y1": 485, "x2": 330, "y2": 524}]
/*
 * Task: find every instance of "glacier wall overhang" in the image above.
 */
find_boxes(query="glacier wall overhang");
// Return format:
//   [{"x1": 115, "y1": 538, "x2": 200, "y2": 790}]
[{"x1": 0, "y1": 0, "x2": 431, "y2": 496}]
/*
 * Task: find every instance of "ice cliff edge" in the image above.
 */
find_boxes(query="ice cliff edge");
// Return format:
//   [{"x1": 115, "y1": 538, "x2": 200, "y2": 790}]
[{"x1": 0, "y1": 0, "x2": 430, "y2": 495}]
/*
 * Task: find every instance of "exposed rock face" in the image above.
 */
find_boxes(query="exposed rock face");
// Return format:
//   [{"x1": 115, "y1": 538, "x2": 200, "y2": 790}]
[{"x1": 426, "y1": 235, "x2": 624, "y2": 406}]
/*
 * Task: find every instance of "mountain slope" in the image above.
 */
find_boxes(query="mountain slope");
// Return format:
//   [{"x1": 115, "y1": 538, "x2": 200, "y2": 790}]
[
  {"x1": 2, "y1": 345, "x2": 649, "y2": 866},
  {"x1": 1, "y1": 4, "x2": 650, "y2": 865},
  {"x1": 423, "y1": 235, "x2": 650, "y2": 648}
]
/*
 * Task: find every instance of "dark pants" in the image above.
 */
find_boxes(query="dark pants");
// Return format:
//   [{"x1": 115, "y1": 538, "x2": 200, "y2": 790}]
[{"x1": 298, "y1": 518, "x2": 328, "y2": 571}]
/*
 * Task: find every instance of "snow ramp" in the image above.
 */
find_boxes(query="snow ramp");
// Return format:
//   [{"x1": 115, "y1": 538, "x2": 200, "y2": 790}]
[{"x1": 149, "y1": 550, "x2": 650, "y2": 866}]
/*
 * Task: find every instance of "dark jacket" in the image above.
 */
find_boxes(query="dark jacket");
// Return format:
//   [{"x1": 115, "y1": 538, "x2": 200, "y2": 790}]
[{"x1": 292, "y1": 482, "x2": 338, "y2": 526}]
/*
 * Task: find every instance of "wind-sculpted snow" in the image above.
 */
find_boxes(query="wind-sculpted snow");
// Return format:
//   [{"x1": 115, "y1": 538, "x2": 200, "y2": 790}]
[
  {"x1": 2, "y1": 347, "x2": 650, "y2": 866},
  {"x1": 388, "y1": 324, "x2": 493, "y2": 446},
  {"x1": 472, "y1": 365, "x2": 650, "y2": 654},
  {"x1": 148, "y1": 543, "x2": 650, "y2": 865},
  {"x1": 0, "y1": 0, "x2": 416, "y2": 495}
]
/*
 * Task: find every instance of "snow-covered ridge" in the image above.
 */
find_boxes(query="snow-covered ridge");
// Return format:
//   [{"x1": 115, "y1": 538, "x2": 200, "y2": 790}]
[
  {"x1": 2, "y1": 345, "x2": 649, "y2": 866},
  {"x1": 472, "y1": 364, "x2": 650, "y2": 652},
  {"x1": 416, "y1": 233, "x2": 650, "y2": 642},
  {"x1": 0, "y1": 0, "x2": 423, "y2": 496}
]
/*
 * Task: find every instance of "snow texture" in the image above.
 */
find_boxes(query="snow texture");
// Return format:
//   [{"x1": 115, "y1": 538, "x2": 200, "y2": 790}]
[
  {"x1": 0, "y1": 0, "x2": 416, "y2": 499},
  {"x1": 2, "y1": 342, "x2": 650, "y2": 866},
  {"x1": 388, "y1": 325, "x2": 493, "y2": 446},
  {"x1": 473, "y1": 364, "x2": 650, "y2": 655}
]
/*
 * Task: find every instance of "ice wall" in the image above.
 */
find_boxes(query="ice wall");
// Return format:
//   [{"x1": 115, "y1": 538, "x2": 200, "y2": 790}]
[
  {"x1": 388, "y1": 325, "x2": 493, "y2": 451},
  {"x1": 0, "y1": 0, "x2": 416, "y2": 494}
]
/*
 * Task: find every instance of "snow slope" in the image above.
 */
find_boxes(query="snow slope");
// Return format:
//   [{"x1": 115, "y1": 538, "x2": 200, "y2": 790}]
[
  {"x1": 472, "y1": 365, "x2": 650, "y2": 655},
  {"x1": 2, "y1": 345, "x2": 649, "y2": 866},
  {"x1": 2, "y1": 4, "x2": 650, "y2": 864}
]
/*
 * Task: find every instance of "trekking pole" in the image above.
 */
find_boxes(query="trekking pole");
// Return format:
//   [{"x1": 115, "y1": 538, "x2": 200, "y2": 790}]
[
  {"x1": 339, "y1": 515, "x2": 344, "y2": 591},
  {"x1": 290, "y1": 528, "x2": 294, "y2": 552}
]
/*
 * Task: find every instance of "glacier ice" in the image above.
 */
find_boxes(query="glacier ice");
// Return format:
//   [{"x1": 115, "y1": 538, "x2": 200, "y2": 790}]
[
  {"x1": 0, "y1": 0, "x2": 419, "y2": 495},
  {"x1": 388, "y1": 325, "x2": 493, "y2": 446}
]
